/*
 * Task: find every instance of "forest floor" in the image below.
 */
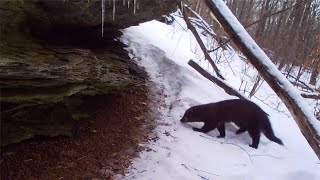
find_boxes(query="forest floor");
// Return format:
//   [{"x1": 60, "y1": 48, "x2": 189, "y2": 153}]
[{"x1": 1, "y1": 80, "x2": 164, "y2": 179}]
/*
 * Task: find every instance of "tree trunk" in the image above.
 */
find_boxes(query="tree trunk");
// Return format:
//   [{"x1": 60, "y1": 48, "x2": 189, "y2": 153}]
[
  {"x1": 309, "y1": 59, "x2": 319, "y2": 86},
  {"x1": 204, "y1": 0, "x2": 320, "y2": 159},
  {"x1": 309, "y1": 66, "x2": 319, "y2": 86},
  {"x1": 277, "y1": 59, "x2": 285, "y2": 71}
]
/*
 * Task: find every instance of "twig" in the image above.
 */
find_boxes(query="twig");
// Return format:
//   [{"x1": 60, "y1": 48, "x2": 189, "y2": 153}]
[
  {"x1": 76, "y1": 156, "x2": 87, "y2": 161},
  {"x1": 200, "y1": 134, "x2": 290, "y2": 162},
  {"x1": 172, "y1": 13, "x2": 189, "y2": 32},
  {"x1": 185, "y1": 6, "x2": 214, "y2": 34},
  {"x1": 181, "y1": 163, "x2": 219, "y2": 180},
  {"x1": 208, "y1": 45, "x2": 221, "y2": 53},
  {"x1": 172, "y1": 31, "x2": 184, "y2": 57},
  {"x1": 222, "y1": 143, "x2": 253, "y2": 165},
  {"x1": 222, "y1": 51, "x2": 236, "y2": 76},
  {"x1": 208, "y1": 39, "x2": 231, "y2": 53},
  {"x1": 181, "y1": 164, "x2": 208, "y2": 180},
  {"x1": 138, "y1": 170, "x2": 147, "y2": 173},
  {"x1": 252, "y1": 95, "x2": 290, "y2": 116},
  {"x1": 250, "y1": 154, "x2": 287, "y2": 159},
  {"x1": 199, "y1": 134, "x2": 253, "y2": 164}
]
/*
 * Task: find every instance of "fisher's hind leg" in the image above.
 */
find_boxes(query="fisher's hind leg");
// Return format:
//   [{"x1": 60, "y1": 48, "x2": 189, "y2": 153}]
[
  {"x1": 217, "y1": 124, "x2": 226, "y2": 138},
  {"x1": 248, "y1": 128, "x2": 261, "y2": 149}
]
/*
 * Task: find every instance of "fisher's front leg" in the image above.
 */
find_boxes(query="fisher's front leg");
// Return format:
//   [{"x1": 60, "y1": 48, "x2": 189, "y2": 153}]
[{"x1": 193, "y1": 123, "x2": 215, "y2": 133}]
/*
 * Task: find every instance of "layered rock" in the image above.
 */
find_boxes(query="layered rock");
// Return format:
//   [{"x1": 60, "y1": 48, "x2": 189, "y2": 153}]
[{"x1": 0, "y1": 0, "x2": 177, "y2": 146}]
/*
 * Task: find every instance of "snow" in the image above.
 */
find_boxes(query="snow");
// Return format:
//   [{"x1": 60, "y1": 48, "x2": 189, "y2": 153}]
[
  {"x1": 119, "y1": 10, "x2": 320, "y2": 180},
  {"x1": 209, "y1": 0, "x2": 320, "y2": 135}
]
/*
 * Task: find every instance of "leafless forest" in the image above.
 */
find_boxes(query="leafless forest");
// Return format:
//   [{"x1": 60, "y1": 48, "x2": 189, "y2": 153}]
[{"x1": 186, "y1": 0, "x2": 319, "y2": 86}]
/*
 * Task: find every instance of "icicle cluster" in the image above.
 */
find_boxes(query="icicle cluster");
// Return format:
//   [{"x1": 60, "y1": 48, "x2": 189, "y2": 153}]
[
  {"x1": 122, "y1": 0, "x2": 139, "y2": 15},
  {"x1": 101, "y1": 0, "x2": 140, "y2": 37}
]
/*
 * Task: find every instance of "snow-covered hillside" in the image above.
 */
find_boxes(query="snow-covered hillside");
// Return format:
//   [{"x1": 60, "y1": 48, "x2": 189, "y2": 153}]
[{"x1": 119, "y1": 13, "x2": 320, "y2": 180}]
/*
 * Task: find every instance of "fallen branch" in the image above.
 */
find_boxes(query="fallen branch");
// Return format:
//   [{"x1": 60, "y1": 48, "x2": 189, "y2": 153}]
[
  {"x1": 301, "y1": 93, "x2": 320, "y2": 100},
  {"x1": 284, "y1": 73, "x2": 315, "y2": 92},
  {"x1": 272, "y1": 74, "x2": 319, "y2": 99},
  {"x1": 207, "y1": 38, "x2": 231, "y2": 52},
  {"x1": 188, "y1": 59, "x2": 245, "y2": 99},
  {"x1": 182, "y1": 7, "x2": 225, "y2": 80}
]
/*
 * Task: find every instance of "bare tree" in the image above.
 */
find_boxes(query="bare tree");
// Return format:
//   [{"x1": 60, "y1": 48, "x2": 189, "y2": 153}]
[
  {"x1": 187, "y1": 0, "x2": 319, "y2": 87},
  {"x1": 204, "y1": 0, "x2": 320, "y2": 159}
]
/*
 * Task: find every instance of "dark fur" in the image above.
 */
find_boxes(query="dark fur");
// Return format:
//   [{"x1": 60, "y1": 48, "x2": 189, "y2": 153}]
[{"x1": 180, "y1": 99, "x2": 283, "y2": 148}]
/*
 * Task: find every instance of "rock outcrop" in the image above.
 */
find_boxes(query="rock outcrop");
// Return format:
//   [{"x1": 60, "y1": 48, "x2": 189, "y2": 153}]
[
  {"x1": 36, "y1": 0, "x2": 177, "y2": 28},
  {"x1": 0, "y1": 0, "x2": 178, "y2": 146}
]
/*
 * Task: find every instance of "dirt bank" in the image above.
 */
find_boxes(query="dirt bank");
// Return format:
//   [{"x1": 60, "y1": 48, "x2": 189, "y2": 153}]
[{"x1": 1, "y1": 81, "x2": 164, "y2": 179}]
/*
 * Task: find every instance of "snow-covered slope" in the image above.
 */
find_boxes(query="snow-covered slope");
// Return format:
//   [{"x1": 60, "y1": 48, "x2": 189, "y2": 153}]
[{"x1": 119, "y1": 16, "x2": 320, "y2": 180}]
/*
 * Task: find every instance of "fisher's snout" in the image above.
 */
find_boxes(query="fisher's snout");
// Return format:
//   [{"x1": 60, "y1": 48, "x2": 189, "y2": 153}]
[{"x1": 180, "y1": 115, "x2": 188, "y2": 123}]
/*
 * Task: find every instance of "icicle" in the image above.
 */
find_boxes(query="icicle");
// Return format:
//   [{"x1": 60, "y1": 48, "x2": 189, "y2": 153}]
[
  {"x1": 133, "y1": 0, "x2": 136, "y2": 15},
  {"x1": 109, "y1": 0, "x2": 111, "y2": 5},
  {"x1": 113, "y1": 0, "x2": 116, "y2": 21},
  {"x1": 123, "y1": 0, "x2": 125, "y2": 6},
  {"x1": 101, "y1": 0, "x2": 105, "y2": 37},
  {"x1": 127, "y1": 0, "x2": 130, "y2": 9},
  {"x1": 137, "y1": 0, "x2": 140, "y2": 10}
]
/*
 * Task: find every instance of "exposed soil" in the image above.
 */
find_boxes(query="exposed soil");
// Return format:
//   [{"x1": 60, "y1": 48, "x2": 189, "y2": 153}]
[{"x1": 0, "y1": 82, "x2": 164, "y2": 179}]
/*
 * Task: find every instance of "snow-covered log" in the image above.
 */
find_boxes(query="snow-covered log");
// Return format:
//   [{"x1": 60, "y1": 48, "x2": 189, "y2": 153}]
[{"x1": 204, "y1": 0, "x2": 320, "y2": 159}]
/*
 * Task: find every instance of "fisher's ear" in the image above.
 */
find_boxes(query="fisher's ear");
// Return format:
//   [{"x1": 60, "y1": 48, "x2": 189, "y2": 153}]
[{"x1": 189, "y1": 107, "x2": 194, "y2": 113}]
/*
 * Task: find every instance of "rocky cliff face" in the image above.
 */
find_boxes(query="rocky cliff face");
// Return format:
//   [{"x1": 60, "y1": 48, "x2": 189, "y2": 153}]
[
  {"x1": 0, "y1": 0, "x2": 177, "y2": 146},
  {"x1": 37, "y1": 0, "x2": 177, "y2": 28}
]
